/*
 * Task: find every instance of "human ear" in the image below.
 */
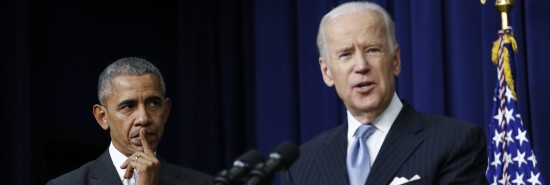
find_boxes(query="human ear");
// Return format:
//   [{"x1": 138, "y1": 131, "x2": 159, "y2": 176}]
[
  {"x1": 320, "y1": 57, "x2": 334, "y2": 87},
  {"x1": 163, "y1": 98, "x2": 172, "y2": 123},
  {"x1": 392, "y1": 46, "x2": 401, "y2": 76},
  {"x1": 93, "y1": 104, "x2": 109, "y2": 130}
]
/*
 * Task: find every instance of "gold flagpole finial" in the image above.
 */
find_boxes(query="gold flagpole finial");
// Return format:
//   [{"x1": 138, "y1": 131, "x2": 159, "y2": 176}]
[
  {"x1": 495, "y1": 0, "x2": 515, "y2": 30},
  {"x1": 481, "y1": 0, "x2": 515, "y2": 30}
]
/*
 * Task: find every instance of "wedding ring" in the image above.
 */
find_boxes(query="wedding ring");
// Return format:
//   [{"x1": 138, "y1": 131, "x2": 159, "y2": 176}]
[{"x1": 135, "y1": 155, "x2": 141, "y2": 161}]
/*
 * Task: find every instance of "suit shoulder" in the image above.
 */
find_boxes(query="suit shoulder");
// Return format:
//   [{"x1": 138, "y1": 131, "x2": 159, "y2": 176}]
[
  {"x1": 418, "y1": 112, "x2": 486, "y2": 148},
  {"x1": 299, "y1": 125, "x2": 343, "y2": 152},
  {"x1": 401, "y1": 101, "x2": 481, "y2": 132},
  {"x1": 46, "y1": 161, "x2": 94, "y2": 185},
  {"x1": 162, "y1": 162, "x2": 213, "y2": 185},
  {"x1": 420, "y1": 112, "x2": 481, "y2": 130}
]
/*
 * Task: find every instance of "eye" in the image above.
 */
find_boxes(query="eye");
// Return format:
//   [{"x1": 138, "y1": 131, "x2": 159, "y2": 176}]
[
  {"x1": 146, "y1": 98, "x2": 164, "y2": 109},
  {"x1": 367, "y1": 48, "x2": 380, "y2": 53},
  {"x1": 366, "y1": 48, "x2": 381, "y2": 56},
  {"x1": 149, "y1": 100, "x2": 162, "y2": 107},
  {"x1": 338, "y1": 52, "x2": 352, "y2": 60},
  {"x1": 119, "y1": 103, "x2": 136, "y2": 111}
]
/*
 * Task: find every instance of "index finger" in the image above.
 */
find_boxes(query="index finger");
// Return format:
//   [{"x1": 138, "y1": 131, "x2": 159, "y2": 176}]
[{"x1": 139, "y1": 128, "x2": 153, "y2": 154}]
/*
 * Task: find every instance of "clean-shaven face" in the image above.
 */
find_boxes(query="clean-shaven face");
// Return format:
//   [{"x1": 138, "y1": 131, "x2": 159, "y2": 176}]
[
  {"x1": 101, "y1": 74, "x2": 171, "y2": 156},
  {"x1": 320, "y1": 11, "x2": 400, "y2": 123}
]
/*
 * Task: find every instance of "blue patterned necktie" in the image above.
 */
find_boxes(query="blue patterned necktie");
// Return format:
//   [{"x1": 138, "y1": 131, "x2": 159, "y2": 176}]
[{"x1": 347, "y1": 124, "x2": 375, "y2": 185}]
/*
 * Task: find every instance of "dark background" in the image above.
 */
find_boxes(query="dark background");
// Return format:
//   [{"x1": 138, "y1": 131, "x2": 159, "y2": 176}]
[{"x1": 2, "y1": 0, "x2": 550, "y2": 184}]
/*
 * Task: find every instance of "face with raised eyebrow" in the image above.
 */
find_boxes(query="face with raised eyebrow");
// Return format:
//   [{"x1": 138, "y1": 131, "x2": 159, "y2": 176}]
[{"x1": 93, "y1": 73, "x2": 171, "y2": 157}]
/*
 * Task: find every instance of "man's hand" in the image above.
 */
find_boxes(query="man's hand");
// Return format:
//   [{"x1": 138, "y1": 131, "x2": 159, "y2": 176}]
[{"x1": 120, "y1": 128, "x2": 160, "y2": 185}]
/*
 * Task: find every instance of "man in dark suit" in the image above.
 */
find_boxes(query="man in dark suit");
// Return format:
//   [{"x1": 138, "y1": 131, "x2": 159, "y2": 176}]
[
  {"x1": 47, "y1": 57, "x2": 212, "y2": 185},
  {"x1": 281, "y1": 2, "x2": 487, "y2": 185}
]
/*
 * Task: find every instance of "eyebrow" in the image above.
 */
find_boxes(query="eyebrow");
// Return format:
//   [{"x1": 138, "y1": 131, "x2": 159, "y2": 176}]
[
  {"x1": 117, "y1": 99, "x2": 136, "y2": 108},
  {"x1": 115, "y1": 95, "x2": 163, "y2": 107},
  {"x1": 336, "y1": 45, "x2": 353, "y2": 53},
  {"x1": 145, "y1": 96, "x2": 163, "y2": 102}
]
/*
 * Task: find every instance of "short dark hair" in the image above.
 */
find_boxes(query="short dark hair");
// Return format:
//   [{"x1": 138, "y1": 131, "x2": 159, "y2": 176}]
[{"x1": 97, "y1": 57, "x2": 166, "y2": 105}]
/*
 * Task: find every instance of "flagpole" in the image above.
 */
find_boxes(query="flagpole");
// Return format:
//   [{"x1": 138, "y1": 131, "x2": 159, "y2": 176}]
[
  {"x1": 495, "y1": 0, "x2": 514, "y2": 30},
  {"x1": 481, "y1": 0, "x2": 515, "y2": 30}
]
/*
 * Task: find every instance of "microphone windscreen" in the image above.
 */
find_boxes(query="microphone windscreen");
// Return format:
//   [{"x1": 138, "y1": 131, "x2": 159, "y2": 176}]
[
  {"x1": 235, "y1": 149, "x2": 264, "y2": 168},
  {"x1": 270, "y1": 140, "x2": 299, "y2": 169}
]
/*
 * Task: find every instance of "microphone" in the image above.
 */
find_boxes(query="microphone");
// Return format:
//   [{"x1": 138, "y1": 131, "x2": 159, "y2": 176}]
[
  {"x1": 213, "y1": 149, "x2": 265, "y2": 185},
  {"x1": 245, "y1": 140, "x2": 299, "y2": 185}
]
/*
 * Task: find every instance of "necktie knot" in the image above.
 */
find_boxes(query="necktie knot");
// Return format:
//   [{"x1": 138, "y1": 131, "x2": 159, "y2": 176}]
[{"x1": 356, "y1": 124, "x2": 375, "y2": 139}]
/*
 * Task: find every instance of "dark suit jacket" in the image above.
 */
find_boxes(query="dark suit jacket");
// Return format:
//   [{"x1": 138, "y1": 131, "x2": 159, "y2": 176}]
[
  {"x1": 281, "y1": 102, "x2": 488, "y2": 185},
  {"x1": 47, "y1": 149, "x2": 213, "y2": 185}
]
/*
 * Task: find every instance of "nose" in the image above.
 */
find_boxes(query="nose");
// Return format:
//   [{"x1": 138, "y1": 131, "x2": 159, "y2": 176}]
[
  {"x1": 134, "y1": 105, "x2": 151, "y2": 127},
  {"x1": 354, "y1": 52, "x2": 370, "y2": 74}
]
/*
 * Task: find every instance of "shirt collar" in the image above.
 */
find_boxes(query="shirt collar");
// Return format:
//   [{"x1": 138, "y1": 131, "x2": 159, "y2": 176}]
[
  {"x1": 347, "y1": 92, "x2": 403, "y2": 140},
  {"x1": 109, "y1": 142, "x2": 130, "y2": 181}
]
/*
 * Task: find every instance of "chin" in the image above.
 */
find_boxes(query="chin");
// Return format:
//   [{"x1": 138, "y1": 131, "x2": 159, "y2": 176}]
[{"x1": 354, "y1": 101, "x2": 383, "y2": 113}]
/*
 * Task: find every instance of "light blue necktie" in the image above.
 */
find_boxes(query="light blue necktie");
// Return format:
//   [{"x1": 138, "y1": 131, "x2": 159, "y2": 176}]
[{"x1": 347, "y1": 124, "x2": 375, "y2": 185}]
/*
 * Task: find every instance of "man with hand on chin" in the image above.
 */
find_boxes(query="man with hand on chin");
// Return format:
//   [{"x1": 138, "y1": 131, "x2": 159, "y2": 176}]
[{"x1": 47, "y1": 57, "x2": 212, "y2": 185}]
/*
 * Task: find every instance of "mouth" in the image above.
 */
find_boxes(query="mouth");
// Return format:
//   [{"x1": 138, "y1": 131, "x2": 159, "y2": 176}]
[{"x1": 354, "y1": 81, "x2": 375, "y2": 93}]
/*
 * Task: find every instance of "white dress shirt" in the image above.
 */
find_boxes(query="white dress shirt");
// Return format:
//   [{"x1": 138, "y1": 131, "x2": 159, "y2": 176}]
[
  {"x1": 109, "y1": 142, "x2": 137, "y2": 185},
  {"x1": 347, "y1": 92, "x2": 403, "y2": 165}
]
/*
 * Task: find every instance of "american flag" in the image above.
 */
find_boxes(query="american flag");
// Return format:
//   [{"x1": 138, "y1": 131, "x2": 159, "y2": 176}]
[{"x1": 486, "y1": 28, "x2": 545, "y2": 185}]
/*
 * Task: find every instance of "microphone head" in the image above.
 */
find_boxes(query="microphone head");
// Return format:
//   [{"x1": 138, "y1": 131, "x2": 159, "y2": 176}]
[
  {"x1": 269, "y1": 140, "x2": 299, "y2": 170},
  {"x1": 214, "y1": 149, "x2": 265, "y2": 185},
  {"x1": 234, "y1": 149, "x2": 264, "y2": 169}
]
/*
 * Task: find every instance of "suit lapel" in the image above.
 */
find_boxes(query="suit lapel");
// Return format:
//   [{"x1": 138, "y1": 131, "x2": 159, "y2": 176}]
[
  {"x1": 159, "y1": 160, "x2": 189, "y2": 185},
  {"x1": 89, "y1": 149, "x2": 123, "y2": 185},
  {"x1": 318, "y1": 123, "x2": 350, "y2": 184},
  {"x1": 366, "y1": 103, "x2": 425, "y2": 185}
]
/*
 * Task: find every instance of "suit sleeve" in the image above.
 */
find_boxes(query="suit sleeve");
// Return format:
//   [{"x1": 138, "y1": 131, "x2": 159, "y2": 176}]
[
  {"x1": 280, "y1": 169, "x2": 294, "y2": 185},
  {"x1": 438, "y1": 125, "x2": 488, "y2": 185}
]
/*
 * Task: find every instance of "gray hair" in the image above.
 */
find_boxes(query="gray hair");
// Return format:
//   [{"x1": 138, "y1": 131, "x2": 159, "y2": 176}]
[
  {"x1": 317, "y1": 1, "x2": 397, "y2": 63},
  {"x1": 97, "y1": 57, "x2": 166, "y2": 105}
]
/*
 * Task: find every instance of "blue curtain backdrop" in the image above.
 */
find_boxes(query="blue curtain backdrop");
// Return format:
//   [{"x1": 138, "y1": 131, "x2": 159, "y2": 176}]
[{"x1": 2, "y1": 0, "x2": 549, "y2": 184}]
